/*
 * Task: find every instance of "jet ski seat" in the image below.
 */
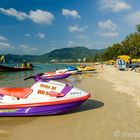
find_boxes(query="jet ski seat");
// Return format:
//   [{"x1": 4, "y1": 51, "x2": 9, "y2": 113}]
[{"x1": 0, "y1": 88, "x2": 33, "y2": 98}]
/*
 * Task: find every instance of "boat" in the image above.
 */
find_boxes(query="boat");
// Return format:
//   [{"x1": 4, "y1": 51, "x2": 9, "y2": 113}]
[
  {"x1": 0, "y1": 75, "x2": 90, "y2": 116},
  {"x1": 0, "y1": 64, "x2": 32, "y2": 72},
  {"x1": 55, "y1": 66, "x2": 80, "y2": 75},
  {"x1": 76, "y1": 65, "x2": 96, "y2": 72}
]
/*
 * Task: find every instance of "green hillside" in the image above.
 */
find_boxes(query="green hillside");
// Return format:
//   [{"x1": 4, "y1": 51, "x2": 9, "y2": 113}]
[
  {"x1": 34, "y1": 46, "x2": 105, "y2": 62},
  {"x1": 1, "y1": 46, "x2": 105, "y2": 63}
]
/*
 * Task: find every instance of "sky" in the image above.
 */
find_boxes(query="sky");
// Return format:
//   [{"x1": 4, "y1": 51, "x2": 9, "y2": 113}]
[{"x1": 0, "y1": 0, "x2": 140, "y2": 55}]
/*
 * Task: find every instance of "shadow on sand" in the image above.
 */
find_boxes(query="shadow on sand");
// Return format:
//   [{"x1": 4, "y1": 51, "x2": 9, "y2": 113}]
[{"x1": 70, "y1": 99, "x2": 104, "y2": 114}]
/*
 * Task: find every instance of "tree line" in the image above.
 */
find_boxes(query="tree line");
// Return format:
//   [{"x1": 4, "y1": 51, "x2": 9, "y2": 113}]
[{"x1": 100, "y1": 24, "x2": 140, "y2": 61}]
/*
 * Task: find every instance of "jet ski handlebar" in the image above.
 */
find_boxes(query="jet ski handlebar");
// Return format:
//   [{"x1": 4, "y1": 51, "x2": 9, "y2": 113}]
[{"x1": 24, "y1": 73, "x2": 44, "y2": 81}]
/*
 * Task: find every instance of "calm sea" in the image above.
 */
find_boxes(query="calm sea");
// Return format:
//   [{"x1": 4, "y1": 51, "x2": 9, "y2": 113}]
[{"x1": 0, "y1": 63, "x2": 78, "y2": 87}]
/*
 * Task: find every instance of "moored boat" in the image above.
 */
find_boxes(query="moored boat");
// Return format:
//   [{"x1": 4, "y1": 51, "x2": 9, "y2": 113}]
[
  {"x1": 55, "y1": 66, "x2": 80, "y2": 75},
  {"x1": 76, "y1": 65, "x2": 96, "y2": 72},
  {"x1": 0, "y1": 64, "x2": 32, "y2": 72}
]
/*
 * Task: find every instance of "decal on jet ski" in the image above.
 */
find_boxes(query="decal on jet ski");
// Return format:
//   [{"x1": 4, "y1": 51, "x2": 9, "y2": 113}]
[
  {"x1": 40, "y1": 84, "x2": 57, "y2": 90},
  {"x1": 70, "y1": 92, "x2": 82, "y2": 95},
  {"x1": 38, "y1": 90, "x2": 45, "y2": 94},
  {"x1": 0, "y1": 109, "x2": 18, "y2": 113}
]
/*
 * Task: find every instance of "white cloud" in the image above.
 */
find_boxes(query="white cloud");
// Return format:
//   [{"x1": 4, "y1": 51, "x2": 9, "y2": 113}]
[
  {"x1": 98, "y1": 19, "x2": 117, "y2": 30},
  {"x1": 125, "y1": 11, "x2": 140, "y2": 26},
  {"x1": 0, "y1": 8, "x2": 54, "y2": 25},
  {"x1": 19, "y1": 45, "x2": 38, "y2": 54},
  {"x1": 0, "y1": 8, "x2": 27, "y2": 20},
  {"x1": 25, "y1": 33, "x2": 46, "y2": 39},
  {"x1": 0, "y1": 35, "x2": 8, "y2": 41},
  {"x1": 62, "y1": 9, "x2": 81, "y2": 19},
  {"x1": 0, "y1": 42, "x2": 11, "y2": 49},
  {"x1": 100, "y1": 32, "x2": 119, "y2": 37},
  {"x1": 98, "y1": 19, "x2": 119, "y2": 37},
  {"x1": 0, "y1": 42, "x2": 38, "y2": 54},
  {"x1": 35, "y1": 33, "x2": 46, "y2": 39},
  {"x1": 68, "y1": 25, "x2": 87, "y2": 32},
  {"x1": 24, "y1": 34, "x2": 31, "y2": 37},
  {"x1": 28, "y1": 10, "x2": 54, "y2": 25},
  {"x1": 113, "y1": 2, "x2": 132, "y2": 12},
  {"x1": 99, "y1": 0, "x2": 132, "y2": 12}
]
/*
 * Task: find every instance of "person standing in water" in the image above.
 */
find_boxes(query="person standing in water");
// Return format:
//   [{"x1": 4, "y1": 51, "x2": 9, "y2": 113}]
[{"x1": 21, "y1": 60, "x2": 27, "y2": 68}]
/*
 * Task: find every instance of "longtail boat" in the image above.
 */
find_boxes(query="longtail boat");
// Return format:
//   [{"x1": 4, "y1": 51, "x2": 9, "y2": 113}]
[{"x1": 0, "y1": 65, "x2": 32, "y2": 72}]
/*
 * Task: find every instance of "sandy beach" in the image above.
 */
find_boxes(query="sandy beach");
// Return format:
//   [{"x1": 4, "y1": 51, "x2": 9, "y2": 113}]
[{"x1": 0, "y1": 65, "x2": 140, "y2": 140}]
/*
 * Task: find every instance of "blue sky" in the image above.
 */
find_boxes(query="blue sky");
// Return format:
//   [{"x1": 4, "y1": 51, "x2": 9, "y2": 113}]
[{"x1": 0, "y1": 0, "x2": 140, "y2": 55}]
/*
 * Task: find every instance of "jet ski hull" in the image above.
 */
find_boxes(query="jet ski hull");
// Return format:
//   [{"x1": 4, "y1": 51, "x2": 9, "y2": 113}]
[{"x1": 0, "y1": 95, "x2": 89, "y2": 116}]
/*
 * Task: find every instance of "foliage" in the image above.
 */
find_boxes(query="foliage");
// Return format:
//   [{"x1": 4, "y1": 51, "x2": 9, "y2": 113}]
[
  {"x1": 34, "y1": 47, "x2": 105, "y2": 63},
  {"x1": 101, "y1": 24, "x2": 140, "y2": 61}
]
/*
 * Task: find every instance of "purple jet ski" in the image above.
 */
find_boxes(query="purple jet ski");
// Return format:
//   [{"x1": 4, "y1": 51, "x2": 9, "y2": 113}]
[{"x1": 0, "y1": 75, "x2": 90, "y2": 116}]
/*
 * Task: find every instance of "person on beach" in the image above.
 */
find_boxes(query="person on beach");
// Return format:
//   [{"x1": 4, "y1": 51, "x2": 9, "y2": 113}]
[
  {"x1": 100, "y1": 63, "x2": 104, "y2": 70},
  {"x1": 27, "y1": 62, "x2": 33, "y2": 69},
  {"x1": 0, "y1": 55, "x2": 5, "y2": 63},
  {"x1": 129, "y1": 58, "x2": 132, "y2": 65}
]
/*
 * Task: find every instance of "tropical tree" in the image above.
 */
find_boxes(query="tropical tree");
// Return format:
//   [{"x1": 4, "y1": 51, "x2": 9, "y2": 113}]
[
  {"x1": 101, "y1": 24, "x2": 140, "y2": 61},
  {"x1": 136, "y1": 24, "x2": 140, "y2": 33}
]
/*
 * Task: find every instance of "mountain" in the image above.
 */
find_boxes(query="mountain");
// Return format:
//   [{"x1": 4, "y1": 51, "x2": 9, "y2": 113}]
[
  {"x1": 1, "y1": 47, "x2": 105, "y2": 63},
  {"x1": 3, "y1": 54, "x2": 38, "y2": 63},
  {"x1": 34, "y1": 46, "x2": 105, "y2": 62}
]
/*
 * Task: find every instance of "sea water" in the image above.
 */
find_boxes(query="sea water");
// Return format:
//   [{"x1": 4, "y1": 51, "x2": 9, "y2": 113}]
[{"x1": 0, "y1": 63, "x2": 73, "y2": 87}]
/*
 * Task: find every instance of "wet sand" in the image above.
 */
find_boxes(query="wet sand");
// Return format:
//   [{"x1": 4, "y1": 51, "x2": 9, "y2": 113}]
[{"x1": 0, "y1": 65, "x2": 140, "y2": 140}]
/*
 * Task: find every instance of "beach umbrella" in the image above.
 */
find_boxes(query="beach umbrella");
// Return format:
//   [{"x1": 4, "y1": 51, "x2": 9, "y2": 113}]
[
  {"x1": 131, "y1": 59, "x2": 138, "y2": 63},
  {"x1": 129, "y1": 59, "x2": 140, "y2": 63},
  {"x1": 117, "y1": 55, "x2": 131, "y2": 62},
  {"x1": 109, "y1": 60, "x2": 115, "y2": 63},
  {"x1": 108, "y1": 60, "x2": 115, "y2": 64}
]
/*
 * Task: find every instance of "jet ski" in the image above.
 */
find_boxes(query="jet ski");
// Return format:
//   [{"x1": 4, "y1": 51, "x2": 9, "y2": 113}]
[
  {"x1": 40, "y1": 71, "x2": 71, "y2": 80},
  {"x1": 0, "y1": 75, "x2": 90, "y2": 116},
  {"x1": 76, "y1": 65, "x2": 96, "y2": 72},
  {"x1": 55, "y1": 66, "x2": 80, "y2": 75}
]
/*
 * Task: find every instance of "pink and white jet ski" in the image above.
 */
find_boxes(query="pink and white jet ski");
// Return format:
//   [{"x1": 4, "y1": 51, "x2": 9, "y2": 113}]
[
  {"x1": 0, "y1": 75, "x2": 90, "y2": 116},
  {"x1": 39, "y1": 71, "x2": 71, "y2": 80}
]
